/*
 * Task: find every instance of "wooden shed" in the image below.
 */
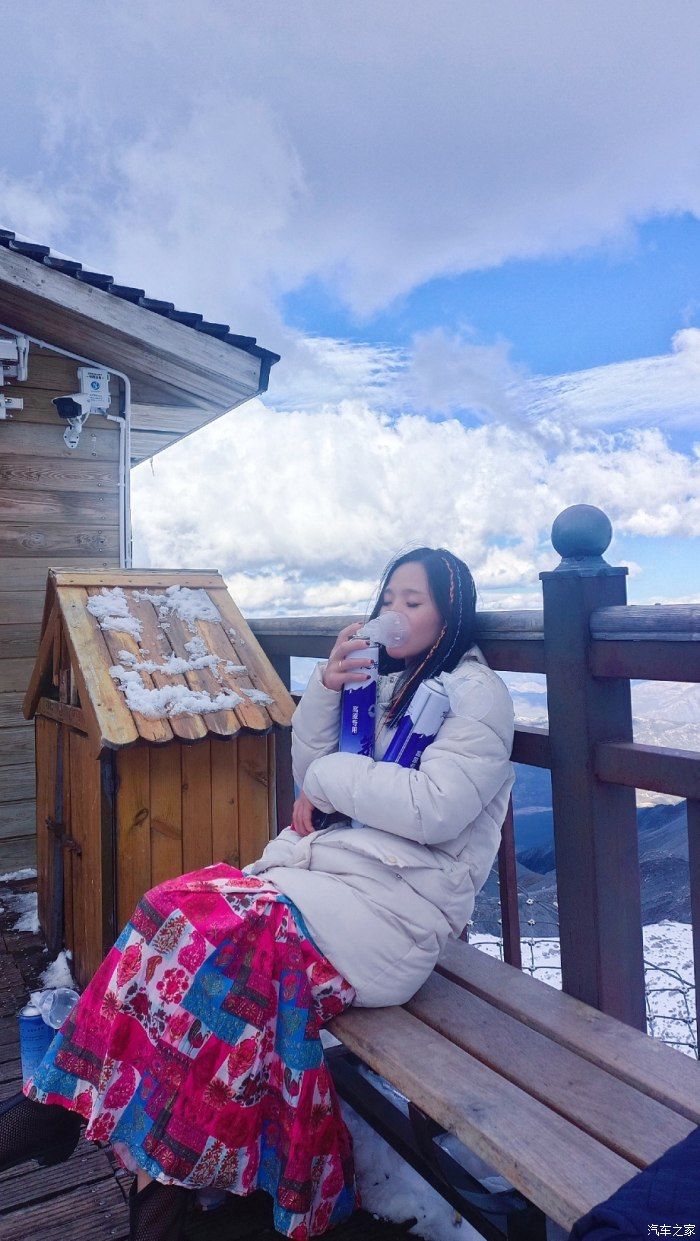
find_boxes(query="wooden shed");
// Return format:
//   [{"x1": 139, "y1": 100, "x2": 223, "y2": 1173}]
[
  {"x1": 0, "y1": 230, "x2": 279, "y2": 868},
  {"x1": 23, "y1": 568, "x2": 294, "y2": 986}
]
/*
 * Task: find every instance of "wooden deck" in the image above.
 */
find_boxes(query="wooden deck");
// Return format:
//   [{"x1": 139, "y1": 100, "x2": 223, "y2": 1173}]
[{"x1": 0, "y1": 875, "x2": 416, "y2": 1241}]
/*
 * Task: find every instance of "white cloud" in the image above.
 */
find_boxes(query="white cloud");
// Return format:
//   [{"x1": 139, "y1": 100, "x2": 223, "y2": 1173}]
[
  {"x1": 0, "y1": 3, "x2": 695, "y2": 616},
  {"x1": 272, "y1": 337, "x2": 404, "y2": 414},
  {"x1": 267, "y1": 329, "x2": 700, "y2": 444},
  {"x1": 131, "y1": 390, "x2": 699, "y2": 613},
  {"x1": 643, "y1": 593, "x2": 700, "y2": 605},
  {"x1": 542, "y1": 427, "x2": 700, "y2": 537},
  {"x1": 399, "y1": 329, "x2": 528, "y2": 424},
  {"x1": 0, "y1": 180, "x2": 69, "y2": 249},
  {"x1": 525, "y1": 328, "x2": 700, "y2": 432},
  {"x1": 223, "y1": 571, "x2": 378, "y2": 617},
  {"x1": 2, "y1": 2, "x2": 700, "y2": 327}
]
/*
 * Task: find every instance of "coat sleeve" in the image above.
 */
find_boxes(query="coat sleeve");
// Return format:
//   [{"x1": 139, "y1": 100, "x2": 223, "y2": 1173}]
[
  {"x1": 302, "y1": 673, "x2": 515, "y2": 847},
  {"x1": 291, "y1": 661, "x2": 342, "y2": 790}
]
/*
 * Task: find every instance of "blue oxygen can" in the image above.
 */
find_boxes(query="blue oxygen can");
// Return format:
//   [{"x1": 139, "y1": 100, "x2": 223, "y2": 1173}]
[
  {"x1": 383, "y1": 678, "x2": 451, "y2": 769},
  {"x1": 19, "y1": 1003, "x2": 54, "y2": 1084},
  {"x1": 339, "y1": 643, "x2": 378, "y2": 757}
]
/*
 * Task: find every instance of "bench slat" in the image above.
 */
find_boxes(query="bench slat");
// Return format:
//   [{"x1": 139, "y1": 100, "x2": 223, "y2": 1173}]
[
  {"x1": 407, "y1": 973, "x2": 694, "y2": 1168},
  {"x1": 329, "y1": 1004, "x2": 637, "y2": 1230},
  {"x1": 438, "y1": 941, "x2": 700, "y2": 1123}
]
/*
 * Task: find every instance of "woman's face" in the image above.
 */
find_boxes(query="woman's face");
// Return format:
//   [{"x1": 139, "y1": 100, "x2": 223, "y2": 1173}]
[{"x1": 379, "y1": 561, "x2": 444, "y2": 664}]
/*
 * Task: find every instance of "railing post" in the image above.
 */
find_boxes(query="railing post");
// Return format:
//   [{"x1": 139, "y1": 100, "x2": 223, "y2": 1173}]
[
  {"x1": 268, "y1": 652, "x2": 295, "y2": 835},
  {"x1": 539, "y1": 504, "x2": 646, "y2": 1029}
]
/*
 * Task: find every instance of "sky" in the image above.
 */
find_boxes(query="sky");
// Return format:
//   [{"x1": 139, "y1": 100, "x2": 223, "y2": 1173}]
[{"x1": 1, "y1": 0, "x2": 698, "y2": 616}]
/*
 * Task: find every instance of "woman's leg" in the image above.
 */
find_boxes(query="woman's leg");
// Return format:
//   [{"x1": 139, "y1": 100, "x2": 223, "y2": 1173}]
[
  {"x1": 0, "y1": 1091, "x2": 82, "y2": 1173},
  {"x1": 128, "y1": 1177, "x2": 189, "y2": 1241}
]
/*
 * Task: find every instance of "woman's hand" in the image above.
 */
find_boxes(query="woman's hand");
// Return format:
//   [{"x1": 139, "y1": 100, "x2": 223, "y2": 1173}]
[
  {"x1": 291, "y1": 790, "x2": 318, "y2": 836},
  {"x1": 322, "y1": 621, "x2": 374, "y2": 691}
]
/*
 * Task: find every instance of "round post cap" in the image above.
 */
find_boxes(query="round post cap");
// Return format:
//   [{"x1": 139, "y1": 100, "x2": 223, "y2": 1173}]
[
  {"x1": 542, "y1": 505, "x2": 625, "y2": 577},
  {"x1": 552, "y1": 505, "x2": 612, "y2": 559}
]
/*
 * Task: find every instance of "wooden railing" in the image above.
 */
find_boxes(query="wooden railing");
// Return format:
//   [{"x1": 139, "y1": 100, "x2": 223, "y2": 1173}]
[{"x1": 250, "y1": 505, "x2": 700, "y2": 1037}]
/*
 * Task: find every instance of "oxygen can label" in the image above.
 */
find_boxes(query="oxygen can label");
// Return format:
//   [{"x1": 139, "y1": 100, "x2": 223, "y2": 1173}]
[{"x1": 339, "y1": 643, "x2": 378, "y2": 757}]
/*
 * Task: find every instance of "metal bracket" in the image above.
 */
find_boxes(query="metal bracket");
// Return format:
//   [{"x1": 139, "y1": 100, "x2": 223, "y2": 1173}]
[
  {"x1": 0, "y1": 333, "x2": 28, "y2": 382},
  {"x1": 0, "y1": 394, "x2": 23, "y2": 419},
  {"x1": 46, "y1": 816, "x2": 82, "y2": 856},
  {"x1": 406, "y1": 1102, "x2": 533, "y2": 1221}
]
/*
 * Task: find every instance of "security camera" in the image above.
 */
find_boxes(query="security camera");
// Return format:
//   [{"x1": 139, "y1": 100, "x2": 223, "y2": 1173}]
[
  {"x1": 52, "y1": 393, "x2": 93, "y2": 449},
  {"x1": 52, "y1": 367, "x2": 111, "y2": 449},
  {"x1": 52, "y1": 393, "x2": 93, "y2": 421}
]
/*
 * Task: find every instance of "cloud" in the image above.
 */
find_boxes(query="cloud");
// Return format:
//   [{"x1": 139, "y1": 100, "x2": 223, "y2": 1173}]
[
  {"x1": 2, "y1": 2, "x2": 700, "y2": 326},
  {"x1": 223, "y1": 571, "x2": 379, "y2": 617},
  {"x1": 543, "y1": 427, "x2": 700, "y2": 537},
  {"x1": 0, "y1": 3, "x2": 696, "y2": 618},
  {"x1": 266, "y1": 329, "x2": 700, "y2": 442},
  {"x1": 272, "y1": 337, "x2": 405, "y2": 413},
  {"x1": 399, "y1": 329, "x2": 528, "y2": 423},
  {"x1": 0, "y1": 179, "x2": 70, "y2": 250},
  {"x1": 131, "y1": 392, "x2": 699, "y2": 614},
  {"x1": 525, "y1": 328, "x2": 700, "y2": 432}
]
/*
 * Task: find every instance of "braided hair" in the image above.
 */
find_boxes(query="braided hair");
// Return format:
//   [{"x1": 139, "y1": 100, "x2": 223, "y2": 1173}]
[{"x1": 366, "y1": 547, "x2": 478, "y2": 730}]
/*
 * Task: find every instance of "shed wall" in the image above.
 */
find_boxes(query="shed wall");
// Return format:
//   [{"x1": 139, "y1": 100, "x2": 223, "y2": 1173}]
[
  {"x1": 0, "y1": 344, "x2": 122, "y2": 869},
  {"x1": 115, "y1": 733, "x2": 275, "y2": 929}
]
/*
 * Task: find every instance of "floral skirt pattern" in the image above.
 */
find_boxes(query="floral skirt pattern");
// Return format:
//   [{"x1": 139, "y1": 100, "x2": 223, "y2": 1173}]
[{"x1": 26, "y1": 864, "x2": 360, "y2": 1238}]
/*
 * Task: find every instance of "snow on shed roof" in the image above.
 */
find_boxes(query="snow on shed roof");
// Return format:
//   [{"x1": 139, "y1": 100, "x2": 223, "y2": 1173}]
[{"x1": 24, "y1": 569, "x2": 294, "y2": 756}]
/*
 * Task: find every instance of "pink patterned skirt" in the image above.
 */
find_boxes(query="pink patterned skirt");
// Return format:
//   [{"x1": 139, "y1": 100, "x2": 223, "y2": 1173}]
[{"x1": 26, "y1": 864, "x2": 360, "y2": 1238}]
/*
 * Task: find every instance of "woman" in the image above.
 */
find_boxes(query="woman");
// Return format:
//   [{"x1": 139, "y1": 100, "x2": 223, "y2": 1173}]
[{"x1": 0, "y1": 547, "x2": 514, "y2": 1240}]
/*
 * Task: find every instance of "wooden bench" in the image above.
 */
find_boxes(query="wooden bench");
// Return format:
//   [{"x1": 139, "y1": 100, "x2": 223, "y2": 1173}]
[{"x1": 326, "y1": 938, "x2": 700, "y2": 1241}]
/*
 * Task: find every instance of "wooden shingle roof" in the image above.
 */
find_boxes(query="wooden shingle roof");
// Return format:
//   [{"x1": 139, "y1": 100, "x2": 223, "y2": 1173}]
[
  {"x1": 0, "y1": 231, "x2": 280, "y2": 368},
  {"x1": 24, "y1": 569, "x2": 294, "y2": 756},
  {"x1": 0, "y1": 234, "x2": 281, "y2": 465}
]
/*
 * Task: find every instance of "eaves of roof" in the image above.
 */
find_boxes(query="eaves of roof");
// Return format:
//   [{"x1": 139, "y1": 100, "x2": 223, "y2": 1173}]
[{"x1": 0, "y1": 229, "x2": 280, "y2": 388}]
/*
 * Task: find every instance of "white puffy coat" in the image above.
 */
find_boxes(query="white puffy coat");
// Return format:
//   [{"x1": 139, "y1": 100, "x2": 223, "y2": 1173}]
[{"x1": 244, "y1": 644, "x2": 515, "y2": 1007}]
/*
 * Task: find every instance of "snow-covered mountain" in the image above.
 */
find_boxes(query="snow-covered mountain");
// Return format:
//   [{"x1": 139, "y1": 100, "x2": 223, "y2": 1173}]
[
  {"x1": 470, "y1": 923, "x2": 696, "y2": 1057},
  {"x1": 504, "y1": 672, "x2": 698, "y2": 809},
  {"x1": 476, "y1": 800, "x2": 690, "y2": 932}
]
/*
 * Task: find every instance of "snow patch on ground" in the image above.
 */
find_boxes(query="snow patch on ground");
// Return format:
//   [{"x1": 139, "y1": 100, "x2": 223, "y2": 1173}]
[
  {"x1": 341, "y1": 1100, "x2": 482, "y2": 1241},
  {"x1": 39, "y1": 950, "x2": 76, "y2": 991},
  {"x1": 471, "y1": 924, "x2": 697, "y2": 1057},
  {"x1": 5, "y1": 891, "x2": 39, "y2": 933},
  {"x1": 0, "y1": 868, "x2": 36, "y2": 883}
]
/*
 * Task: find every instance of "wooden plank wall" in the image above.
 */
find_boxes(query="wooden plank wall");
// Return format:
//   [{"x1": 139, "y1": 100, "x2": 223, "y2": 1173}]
[
  {"x1": 0, "y1": 344, "x2": 122, "y2": 871},
  {"x1": 115, "y1": 734, "x2": 272, "y2": 931}
]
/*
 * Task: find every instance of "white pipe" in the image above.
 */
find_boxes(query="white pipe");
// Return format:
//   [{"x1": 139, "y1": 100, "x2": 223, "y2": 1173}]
[{"x1": 0, "y1": 321, "x2": 132, "y2": 566}]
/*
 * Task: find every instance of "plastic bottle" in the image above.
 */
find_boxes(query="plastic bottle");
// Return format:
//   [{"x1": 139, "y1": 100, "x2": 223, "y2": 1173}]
[{"x1": 37, "y1": 987, "x2": 80, "y2": 1029}]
